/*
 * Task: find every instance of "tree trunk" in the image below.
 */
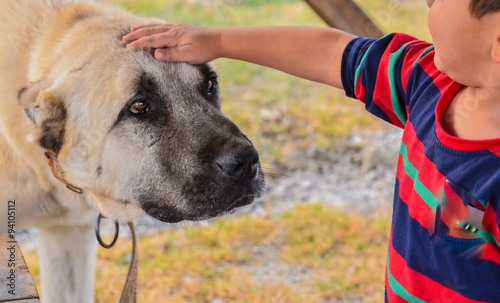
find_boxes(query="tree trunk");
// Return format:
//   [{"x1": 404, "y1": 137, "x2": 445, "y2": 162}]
[{"x1": 304, "y1": 0, "x2": 384, "y2": 38}]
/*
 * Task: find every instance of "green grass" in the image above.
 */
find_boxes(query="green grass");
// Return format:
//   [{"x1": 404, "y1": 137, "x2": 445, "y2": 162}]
[{"x1": 24, "y1": 204, "x2": 391, "y2": 302}]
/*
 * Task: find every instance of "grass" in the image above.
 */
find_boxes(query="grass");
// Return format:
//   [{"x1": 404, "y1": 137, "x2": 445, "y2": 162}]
[
  {"x1": 23, "y1": 0, "x2": 430, "y2": 301},
  {"x1": 23, "y1": 204, "x2": 391, "y2": 302}
]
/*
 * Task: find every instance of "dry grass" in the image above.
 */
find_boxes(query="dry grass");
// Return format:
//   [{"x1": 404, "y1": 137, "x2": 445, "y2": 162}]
[{"x1": 23, "y1": 204, "x2": 391, "y2": 302}]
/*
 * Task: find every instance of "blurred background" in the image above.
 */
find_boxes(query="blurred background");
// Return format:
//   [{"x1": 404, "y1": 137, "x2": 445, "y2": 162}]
[{"x1": 20, "y1": 0, "x2": 431, "y2": 302}]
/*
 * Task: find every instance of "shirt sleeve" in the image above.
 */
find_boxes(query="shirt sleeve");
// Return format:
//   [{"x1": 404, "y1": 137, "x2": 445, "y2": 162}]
[{"x1": 341, "y1": 33, "x2": 435, "y2": 128}]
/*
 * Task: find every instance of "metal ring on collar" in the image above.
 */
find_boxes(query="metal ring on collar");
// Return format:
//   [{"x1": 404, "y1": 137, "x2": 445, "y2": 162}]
[{"x1": 95, "y1": 214, "x2": 119, "y2": 249}]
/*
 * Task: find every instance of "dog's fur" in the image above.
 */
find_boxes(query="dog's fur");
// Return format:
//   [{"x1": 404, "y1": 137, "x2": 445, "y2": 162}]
[{"x1": 0, "y1": 1, "x2": 265, "y2": 302}]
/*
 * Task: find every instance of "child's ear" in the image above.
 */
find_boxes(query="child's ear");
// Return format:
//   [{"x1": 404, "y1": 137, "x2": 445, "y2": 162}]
[
  {"x1": 492, "y1": 31, "x2": 500, "y2": 64},
  {"x1": 18, "y1": 81, "x2": 67, "y2": 154}
]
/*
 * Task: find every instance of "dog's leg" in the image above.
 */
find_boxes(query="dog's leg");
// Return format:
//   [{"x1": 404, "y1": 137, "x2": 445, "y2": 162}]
[{"x1": 37, "y1": 224, "x2": 97, "y2": 303}]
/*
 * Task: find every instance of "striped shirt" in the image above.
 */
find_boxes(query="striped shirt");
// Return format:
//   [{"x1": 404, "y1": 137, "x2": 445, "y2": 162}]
[{"x1": 341, "y1": 33, "x2": 500, "y2": 302}]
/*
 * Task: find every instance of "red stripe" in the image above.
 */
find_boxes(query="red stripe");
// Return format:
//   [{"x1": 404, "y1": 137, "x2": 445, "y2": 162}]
[
  {"x1": 403, "y1": 121, "x2": 446, "y2": 194},
  {"x1": 400, "y1": 41, "x2": 433, "y2": 92},
  {"x1": 370, "y1": 35, "x2": 416, "y2": 128},
  {"x1": 396, "y1": 122, "x2": 448, "y2": 230},
  {"x1": 483, "y1": 204, "x2": 500, "y2": 241},
  {"x1": 480, "y1": 242, "x2": 500, "y2": 264},
  {"x1": 416, "y1": 49, "x2": 446, "y2": 90},
  {"x1": 489, "y1": 149, "x2": 500, "y2": 158},
  {"x1": 396, "y1": 156, "x2": 434, "y2": 230},
  {"x1": 388, "y1": 235, "x2": 484, "y2": 303},
  {"x1": 354, "y1": 70, "x2": 366, "y2": 104},
  {"x1": 373, "y1": 77, "x2": 405, "y2": 128},
  {"x1": 479, "y1": 204, "x2": 500, "y2": 264},
  {"x1": 385, "y1": 269, "x2": 408, "y2": 302},
  {"x1": 386, "y1": 226, "x2": 409, "y2": 302}
]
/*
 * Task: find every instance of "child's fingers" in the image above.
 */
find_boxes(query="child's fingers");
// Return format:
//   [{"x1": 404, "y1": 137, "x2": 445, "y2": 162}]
[
  {"x1": 122, "y1": 24, "x2": 170, "y2": 42},
  {"x1": 130, "y1": 23, "x2": 167, "y2": 32},
  {"x1": 123, "y1": 24, "x2": 173, "y2": 42},
  {"x1": 126, "y1": 33, "x2": 178, "y2": 50},
  {"x1": 154, "y1": 48, "x2": 175, "y2": 61},
  {"x1": 154, "y1": 45, "x2": 194, "y2": 63}
]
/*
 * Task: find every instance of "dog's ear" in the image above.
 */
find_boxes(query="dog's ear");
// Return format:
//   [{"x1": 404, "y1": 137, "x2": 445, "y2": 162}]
[{"x1": 19, "y1": 81, "x2": 67, "y2": 154}]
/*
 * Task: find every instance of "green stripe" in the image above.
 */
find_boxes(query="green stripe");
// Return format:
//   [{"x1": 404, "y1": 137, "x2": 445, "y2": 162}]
[
  {"x1": 413, "y1": 45, "x2": 435, "y2": 69},
  {"x1": 353, "y1": 44, "x2": 374, "y2": 92},
  {"x1": 477, "y1": 230, "x2": 500, "y2": 248},
  {"x1": 387, "y1": 256, "x2": 428, "y2": 303},
  {"x1": 388, "y1": 42, "x2": 412, "y2": 126},
  {"x1": 400, "y1": 143, "x2": 439, "y2": 209}
]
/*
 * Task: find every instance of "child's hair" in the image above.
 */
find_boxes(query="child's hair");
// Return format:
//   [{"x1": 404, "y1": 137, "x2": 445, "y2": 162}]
[{"x1": 470, "y1": 0, "x2": 500, "y2": 18}]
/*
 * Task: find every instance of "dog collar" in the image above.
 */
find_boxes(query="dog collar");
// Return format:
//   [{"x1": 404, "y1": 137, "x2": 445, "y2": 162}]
[{"x1": 44, "y1": 151, "x2": 83, "y2": 194}]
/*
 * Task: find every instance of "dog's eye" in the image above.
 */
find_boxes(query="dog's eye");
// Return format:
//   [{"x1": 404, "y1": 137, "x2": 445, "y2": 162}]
[
  {"x1": 207, "y1": 78, "x2": 217, "y2": 96},
  {"x1": 129, "y1": 100, "x2": 150, "y2": 115}
]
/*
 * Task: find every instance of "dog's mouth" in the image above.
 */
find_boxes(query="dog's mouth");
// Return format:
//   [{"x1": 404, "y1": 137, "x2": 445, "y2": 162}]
[
  {"x1": 227, "y1": 194, "x2": 255, "y2": 209},
  {"x1": 145, "y1": 206, "x2": 185, "y2": 223},
  {"x1": 143, "y1": 194, "x2": 257, "y2": 223}
]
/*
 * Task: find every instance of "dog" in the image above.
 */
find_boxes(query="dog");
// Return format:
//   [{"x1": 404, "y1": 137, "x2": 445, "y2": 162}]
[{"x1": 0, "y1": 1, "x2": 265, "y2": 302}]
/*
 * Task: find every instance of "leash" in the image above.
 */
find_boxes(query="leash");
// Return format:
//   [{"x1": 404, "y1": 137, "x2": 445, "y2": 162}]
[
  {"x1": 119, "y1": 222, "x2": 138, "y2": 303},
  {"x1": 96, "y1": 215, "x2": 138, "y2": 303},
  {"x1": 44, "y1": 151, "x2": 83, "y2": 194}
]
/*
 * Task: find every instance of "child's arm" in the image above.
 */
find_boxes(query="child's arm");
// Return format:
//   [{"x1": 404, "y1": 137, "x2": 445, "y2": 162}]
[{"x1": 122, "y1": 25, "x2": 355, "y2": 88}]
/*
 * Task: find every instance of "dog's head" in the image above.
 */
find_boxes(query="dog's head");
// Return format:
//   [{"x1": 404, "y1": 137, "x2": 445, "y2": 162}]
[{"x1": 18, "y1": 10, "x2": 265, "y2": 223}]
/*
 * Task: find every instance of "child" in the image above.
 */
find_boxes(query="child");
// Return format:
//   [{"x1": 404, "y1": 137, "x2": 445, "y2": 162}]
[{"x1": 123, "y1": 0, "x2": 500, "y2": 301}]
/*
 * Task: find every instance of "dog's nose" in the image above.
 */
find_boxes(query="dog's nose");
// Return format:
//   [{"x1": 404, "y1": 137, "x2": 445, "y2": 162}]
[{"x1": 216, "y1": 146, "x2": 259, "y2": 181}]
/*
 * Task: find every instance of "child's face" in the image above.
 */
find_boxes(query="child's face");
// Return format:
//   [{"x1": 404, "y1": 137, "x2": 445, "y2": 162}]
[{"x1": 426, "y1": 0, "x2": 498, "y2": 85}]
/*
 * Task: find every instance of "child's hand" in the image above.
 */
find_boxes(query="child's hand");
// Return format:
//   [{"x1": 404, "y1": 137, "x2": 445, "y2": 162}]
[{"x1": 122, "y1": 24, "x2": 221, "y2": 64}]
